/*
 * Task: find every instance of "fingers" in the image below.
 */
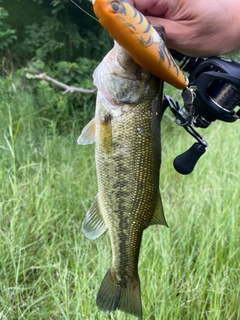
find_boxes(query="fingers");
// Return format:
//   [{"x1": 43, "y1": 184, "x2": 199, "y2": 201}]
[
  {"x1": 144, "y1": 16, "x2": 189, "y2": 55},
  {"x1": 126, "y1": 0, "x2": 240, "y2": 56},
  {"x1": 127, "y1": 0, "x2": 169, "y2": 16}
]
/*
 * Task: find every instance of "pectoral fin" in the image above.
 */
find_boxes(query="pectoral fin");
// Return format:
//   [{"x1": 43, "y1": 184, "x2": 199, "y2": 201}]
[
  {"x1": 149, "y1": 192, "x2": 168, "y2": 227},
  {"x1": 77, "y1": 118, "x2": 96, "y2": 145},
  {"x1": 82, "y1": 195, "x2": 107, "y2": 239}
]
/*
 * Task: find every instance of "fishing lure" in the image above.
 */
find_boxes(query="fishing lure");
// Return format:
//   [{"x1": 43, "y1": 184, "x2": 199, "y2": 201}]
[{"x1": 91, "y1": 0, "x2": 189, "y2": 89}]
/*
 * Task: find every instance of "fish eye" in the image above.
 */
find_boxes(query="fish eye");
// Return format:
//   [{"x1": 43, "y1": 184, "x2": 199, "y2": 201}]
[{"x1": 110, "y1": 1, "x2": 120, "y2": 12}]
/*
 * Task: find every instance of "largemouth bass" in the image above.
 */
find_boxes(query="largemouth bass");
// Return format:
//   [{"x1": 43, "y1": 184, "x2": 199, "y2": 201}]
[{"x1": 78, "y1": 41, "x2": 167, "y2": 319}]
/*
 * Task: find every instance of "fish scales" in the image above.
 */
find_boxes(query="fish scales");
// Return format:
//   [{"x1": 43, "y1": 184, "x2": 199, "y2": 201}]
[
  {"x1": 97, "y1": 102, "x2": 159, "y2": 263},
  {"x1": 78, "y1": 42, "x2": 167, "y2": 319}
]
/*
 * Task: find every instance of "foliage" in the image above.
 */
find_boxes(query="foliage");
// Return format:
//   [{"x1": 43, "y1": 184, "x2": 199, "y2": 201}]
[
  {"x1": 0, "y1": 6, "x2": 17, "y2": 50},
  {"x1": 0, "y1": 0, "x2": 112, "y2": 69},
  {"x1": 22, "y1": 56, "x2": 97, "y2": 132},
  {"x1": 33, "y1": 79, "x2": 95, "y2": 134},
  {"x1": 22, "y1": 16, "x2": 86, "y2": 62},
  {"x1": 53, "y1": 57, "x2": 99, "y2": 87},
  {"x1": 0, "y1": 76, "x2": 239, "y2": 319}
]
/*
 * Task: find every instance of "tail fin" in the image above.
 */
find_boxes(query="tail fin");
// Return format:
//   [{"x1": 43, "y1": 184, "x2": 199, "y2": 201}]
[{"x1": 96, "y1": 268, "x2": 142, "y2": 319}]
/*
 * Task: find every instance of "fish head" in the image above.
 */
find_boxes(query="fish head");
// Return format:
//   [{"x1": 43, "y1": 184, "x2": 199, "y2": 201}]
[{"x1": 93, "y1": 42, "x2": 161, "y2": 108}]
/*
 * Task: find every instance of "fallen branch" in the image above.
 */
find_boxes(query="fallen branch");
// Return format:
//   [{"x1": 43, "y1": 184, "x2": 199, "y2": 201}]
[{"x1": 31, "y1": 73, "x2": 97, "y2": 95}]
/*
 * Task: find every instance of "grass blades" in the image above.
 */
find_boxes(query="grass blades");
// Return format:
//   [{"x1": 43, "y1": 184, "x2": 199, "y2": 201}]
[{"x1": 0, "y1": 80, "x2": 239, "y2": 319}]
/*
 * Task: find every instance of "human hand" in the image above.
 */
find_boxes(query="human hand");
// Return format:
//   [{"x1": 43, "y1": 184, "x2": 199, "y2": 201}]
[{"x1": 127, "y1": 0, "x2": 240, "y2": 57}]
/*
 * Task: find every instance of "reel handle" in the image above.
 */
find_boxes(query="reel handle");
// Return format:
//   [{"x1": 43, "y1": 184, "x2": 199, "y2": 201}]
[{"x1": 173, "y1": 143, "x2": 206, "y2": 175}]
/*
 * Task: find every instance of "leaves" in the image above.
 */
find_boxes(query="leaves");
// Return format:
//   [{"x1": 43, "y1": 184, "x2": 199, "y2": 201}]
[
  {"x1": 0, "y1": 0, "x2": 111, "y2": 67},
  {"x1": 0, "y1": 6, "x2": 17, "y2": 50},
  {"x1": 0, "y1": 0, "x2": 108, "y2": 125}
]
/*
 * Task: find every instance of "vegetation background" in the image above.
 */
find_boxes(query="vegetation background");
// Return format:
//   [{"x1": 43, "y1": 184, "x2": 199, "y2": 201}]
[{"x1": 0, "y1": 0, "x2": 239, "y2": 319}]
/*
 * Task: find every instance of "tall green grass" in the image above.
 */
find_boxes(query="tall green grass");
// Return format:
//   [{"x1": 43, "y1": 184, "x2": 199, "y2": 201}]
[{"x1": 0, "y1": 78, "x2": 239, "y2": 320}]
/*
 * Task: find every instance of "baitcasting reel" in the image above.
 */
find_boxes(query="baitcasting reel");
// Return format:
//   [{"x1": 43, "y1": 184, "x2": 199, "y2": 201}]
[{"x1": 162, "y1": 51, "x2": 240, "y2": 175}]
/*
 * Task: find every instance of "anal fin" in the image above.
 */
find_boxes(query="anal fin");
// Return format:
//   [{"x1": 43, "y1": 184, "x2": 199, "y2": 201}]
[{"x1": 149, "y1": 192, "x2": 168, "y2": 227}]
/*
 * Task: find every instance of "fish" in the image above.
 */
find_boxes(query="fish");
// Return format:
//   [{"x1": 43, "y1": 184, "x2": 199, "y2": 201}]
[
  {"x1": 91, "y1": 0, "x2": 188, "y2": 90},
  {"x1": 78, "y1": 41, "x2": 168, "y2": 319}
]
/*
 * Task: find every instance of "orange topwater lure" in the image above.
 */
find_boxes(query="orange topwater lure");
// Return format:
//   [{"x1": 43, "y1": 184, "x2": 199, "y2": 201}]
[{"x1": 92, "y1": 0, "x2": 188, "y2": 89}]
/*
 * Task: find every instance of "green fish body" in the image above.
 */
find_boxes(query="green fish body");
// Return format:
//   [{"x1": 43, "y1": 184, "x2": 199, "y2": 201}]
[{"x1": 78, "y1": 41, "x2": 167, "y2": 319}]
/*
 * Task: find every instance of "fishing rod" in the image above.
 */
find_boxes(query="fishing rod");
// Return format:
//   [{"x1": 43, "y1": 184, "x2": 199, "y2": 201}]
[{"x1": 162, "y1": 51, "x2": 240, "y2": 175}]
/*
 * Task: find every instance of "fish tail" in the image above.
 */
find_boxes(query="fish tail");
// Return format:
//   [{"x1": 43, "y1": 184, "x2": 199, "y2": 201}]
[{"x1": 96, "y1": 268, "x2": 142, "y2": 319}]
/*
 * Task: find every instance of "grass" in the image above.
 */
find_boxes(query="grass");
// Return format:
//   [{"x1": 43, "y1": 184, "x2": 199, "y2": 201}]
[{"x1": 0, "y1": 76, "x2": 239, "y2": 320}]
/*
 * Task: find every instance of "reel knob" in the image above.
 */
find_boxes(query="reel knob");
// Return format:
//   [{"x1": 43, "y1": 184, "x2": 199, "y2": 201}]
[{"x1": 173, "y1": 143, "x2": 206, "y2": 175}]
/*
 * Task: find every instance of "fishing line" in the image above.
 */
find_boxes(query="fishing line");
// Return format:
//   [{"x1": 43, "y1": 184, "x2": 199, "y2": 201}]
[{"x1": 70, "y1": 0, "x2": 98, "y2": 22}]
